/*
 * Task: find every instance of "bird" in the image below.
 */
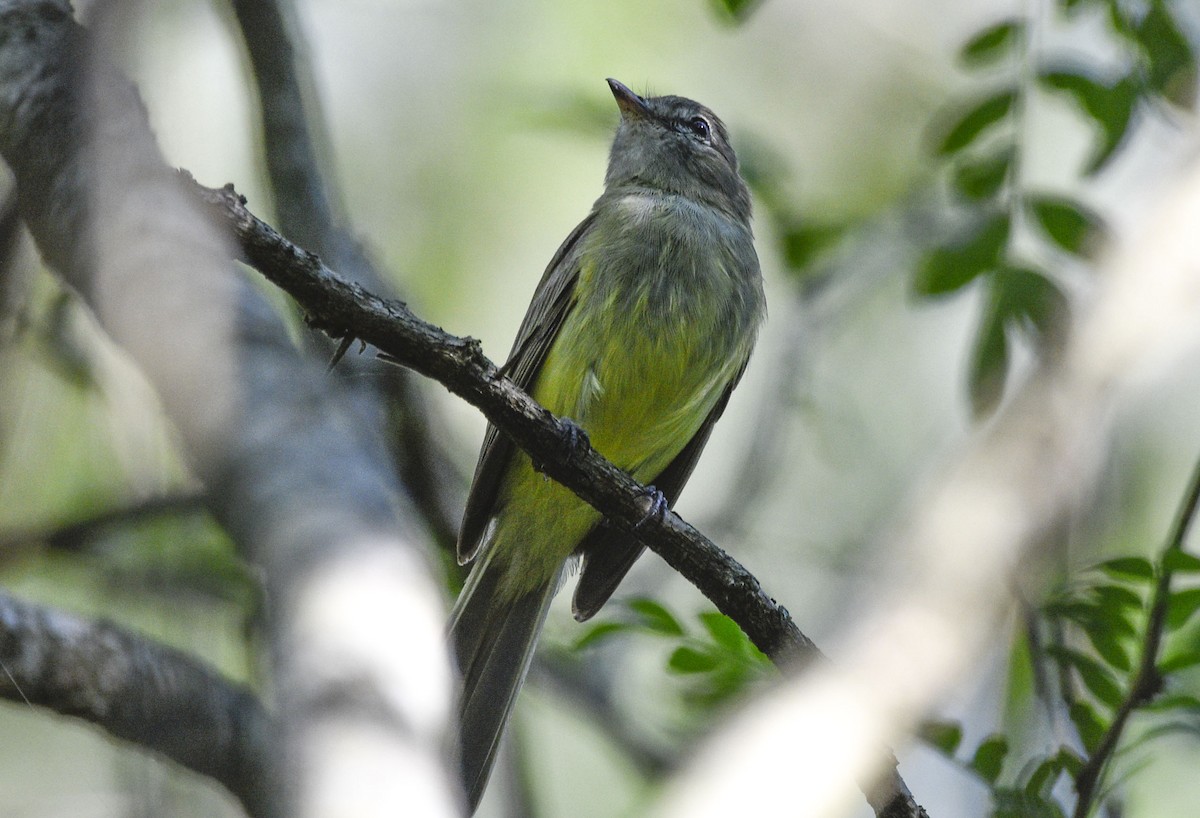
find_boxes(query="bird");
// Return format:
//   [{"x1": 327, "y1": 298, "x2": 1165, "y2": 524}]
[{"x1": 450, "y1": 78, "x2": 765, "y2": 811}]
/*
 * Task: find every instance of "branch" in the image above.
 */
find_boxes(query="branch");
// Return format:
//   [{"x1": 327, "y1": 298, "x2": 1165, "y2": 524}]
[
  {"x1": 193, "y1": 177, "x2": 815, "y2": 666},
  {"x1": 1070, "y1": 453, "x2": 1200, "y2": 816},
  {"x1": 0, "y1": 590, "x2": 275, "y2": 817},
  {"x1": 189, "y1": 179, "x2": 928, "y2": 817}
]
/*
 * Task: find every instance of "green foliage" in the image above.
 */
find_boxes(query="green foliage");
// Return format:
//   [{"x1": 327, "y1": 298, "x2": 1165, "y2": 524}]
[
  {"x1": 916, "y1": 1, "x2": 1197, "y2": 418},
  {"x1": 934, "y1": 90, "x2": 1018, "y2": 156},
  {"x1": 575, "y1": 598, "x2": 774, "y2": 712},
  {"x1": 911, "y1": 12, "x2": 1200, "y2": 814},
  {"x1": 960, "y1": 20, "x2": 1025, "y2": 67}
]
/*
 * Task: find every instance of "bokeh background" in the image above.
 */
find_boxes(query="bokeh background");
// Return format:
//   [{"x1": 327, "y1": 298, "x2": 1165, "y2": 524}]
[{"x1": 3, "y1": 0, "x2": 1200, "y2": 816}]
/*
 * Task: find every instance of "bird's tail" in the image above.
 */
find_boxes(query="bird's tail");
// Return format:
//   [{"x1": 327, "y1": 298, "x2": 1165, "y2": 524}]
[{"x1": 449, "y1": 549, "x2": 559, "y2": 812}]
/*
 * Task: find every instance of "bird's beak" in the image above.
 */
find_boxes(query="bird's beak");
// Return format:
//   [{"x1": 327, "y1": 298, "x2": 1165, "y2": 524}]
[{"x1": 607, "y1": 78, "x2": 652, "y2": 121}]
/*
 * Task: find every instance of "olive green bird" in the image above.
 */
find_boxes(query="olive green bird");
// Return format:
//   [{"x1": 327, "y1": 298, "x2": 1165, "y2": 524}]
[{"x1": 450, "y1": 78, "x2": 765, "y2": 810}]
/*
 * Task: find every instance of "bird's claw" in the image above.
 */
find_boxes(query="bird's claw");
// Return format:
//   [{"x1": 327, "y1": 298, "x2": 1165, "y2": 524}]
[
  {"x1": 533, "y1": 417, "x2": 590, "y2": 475},
  {"x1": 634, "y1": 485, "x2": 668, "y2": 530},
  {"x1": 560, "y1": 417, "x2": 590, "y2": 454}
]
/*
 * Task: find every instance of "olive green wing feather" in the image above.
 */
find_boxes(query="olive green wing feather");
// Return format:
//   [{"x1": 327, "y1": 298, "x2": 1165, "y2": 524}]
[
  {"x1": 457, "y1": 212, "x2": 599, "y2": 564},
  {"x1": 570, "y1": 362, "x2": 748, "y2": 621}
]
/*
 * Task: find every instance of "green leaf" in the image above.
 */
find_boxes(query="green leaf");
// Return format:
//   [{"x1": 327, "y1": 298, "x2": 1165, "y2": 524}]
[
  {"x1": 1038, "y1": 68, "x2": 1138, "y2": 173},
  {"x1": 993, "y1": 266, "x2": 1070, "y2": 349},
  {"x1": 1134, "y1": 2, "x2": 1197, "y2": 108},
  {"x1": 961, "y1": 20, "x2": 1025, "y2": 67},
  {"x1": 914, "y1": 212, "x2": 1010, "y2": 296},
  {"x1": 993, "y1": 788, "x2": 1067, "y2": 818},
  {"x1": 1091, "y1": 583, "x2": 1144, "y2": 612},
  {"x1": 1142, "y1": 693, "x2": 1200, "y2": 714},
  {"x1": 1084, "y1": 624, "x2": 1135, "y2": 673},
  {"x1": 1023, "y1": 754, "x2": 1064, "y2": 798},
  {"x1": 698, "y1": 612, "x2": 755, "y2": 656},
  {"x1": 1048, "y1": 646, "x2": 1124, "y2": 708},
  {"x1": 970, "y1": 734, "x2": 1009, "y2": 783},
  {"x1": 1056, "y1": 746, "x2": 1085, "y2": 778},
  {"x1": 668, "y1": 645, "x2": 720, "y2": 674},
  {"x1": 1025, "y1": 194, "x2": 1107, "y2": 257},
  {"x1": 1167, "y1": 588, "x2": 1200, "y2": 631},
  {"x1": 573, "y1": 621, "x2": 634, "y2": 650},
  {"x1": 952, "y1": 144, "x2": 1016, "y2": 201},
  {"x1": 1097, "y1": 556, "x2": 1155, "y2": 581},
  {"x1": 920, "y1": 720, "x2": 964, "y2": 755},
  {"x1": 968, "y1": 291, "x2": 1010, "y2": 418},
  {"x1": 628, "y1": 598, "x2": 685, "y2": 636},
  {"x1": 1164, "y1": 551, "x2": 1200, "y2": 574},
  {"x1": 934, "y1": 89, "x2": 1018, "y2": 155},
  {"x1": 1159, "y1": 649, "x2": 1200, "y2": 674},
  {"x1": 1069, "y1": 702, "x2": 1106, "y2": 753},
  {"x1": 781, "y1": 221, "x2": 844, "y2": 271}
]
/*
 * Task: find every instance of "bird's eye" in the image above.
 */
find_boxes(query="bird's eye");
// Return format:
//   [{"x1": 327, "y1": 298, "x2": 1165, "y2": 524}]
[{"x1": 686, "y1": 116, "x2": 711, "y2": 142}]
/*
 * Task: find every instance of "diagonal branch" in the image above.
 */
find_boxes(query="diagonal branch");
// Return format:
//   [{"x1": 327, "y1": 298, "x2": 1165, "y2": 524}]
[
  {"x1": 194, "y1": 176, "x2": 816, "y2": 667},
  {"x1": 0, "y1": 590, "x2": 275, "y2": 817},
  {"x1": 191, "y1": 178, "x2": 930, "y2": 817}
]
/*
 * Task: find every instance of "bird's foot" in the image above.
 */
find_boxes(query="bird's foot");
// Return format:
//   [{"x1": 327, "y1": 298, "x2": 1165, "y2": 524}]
[
  {"x1": 634, "y1": 485, "x2": 668, "y2": 530},
  {"x1": 533, "y1": 417, "x2": 590, "y2": 475}
]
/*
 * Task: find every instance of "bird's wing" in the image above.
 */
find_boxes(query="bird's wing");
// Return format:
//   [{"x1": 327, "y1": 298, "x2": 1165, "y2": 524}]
[
  {"x1": 457, "y1": 211, "x2": 599, "y2": 564},
  {"x1": 570, "y1": 361, "x2": 749, "y2": 621}
]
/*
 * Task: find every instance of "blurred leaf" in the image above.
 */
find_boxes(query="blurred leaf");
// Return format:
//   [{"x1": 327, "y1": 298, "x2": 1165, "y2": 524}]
[
  {"x1": 914, "y1": 212, "x2": 1010, "y2": 296},
  {"x1": 1048, "y1": 646, "x2": 1124, "y2": 708},
  {"x1": 993, "y1": 789, "x2": 1066, "y2": 818},
  {"x1": 668, "y1": 645, "x2": 719, "y2": 674},
  {"x1": 708, "y1": 0, "x2": 761, "y2": 24},
  {"x1": 781, "y1": 221, "x2": 845, "y2": 272},
  {"x1": 952, "y1": 144, "x2": 1016, "y2": 201},
  {"x1": 573, "y1": 620, "x2": 635, "y2": 650},
  {"x1": 1057, "y1": 746, "x2": 1085, "y2": 778},
  {"x1": 1039, "y1": 68, "x2": 1138, "y2": 173},
  {"x1": 1025, "y1": 194, "x2": 1107, "y2": 257},
  {"x1": 961, "y1": 19, "x2": 1026, "y2": 67},
  {"x1": 1142, "y1": 693, "x2": 1200, "y2": 714},
  {"x1": 970, "y1": 734, "x2": 1009, "y2": 783},
  {"x1": 1091, "y1": 583, "x2": 1144, "y2": 612},
  {"x1": 1084, "y1": 623, "x2": 1135, "y2": 673},
  {"x1": 934, "y1": 90, "x2": 1017, "y2": 155},
  {"x1": 1134, "y1": 1, "x2": 1197, "y2": 108},
  {"x1": 1069, "y1": 701, "x2": 1107, "y2": 752},
  {"x1": 994, "y1": 266, "x2": 1070, "y2": 349},
  {"x1": 629, "y1": 597, "x2": 686, "y2": 636},
  {"x1": 920, "y1": 720, "x2": 964, "y2": 755},
  {"x1": 1159, "y1": 650, "x2": 1200, "y2": 673},
  {"x1": 1098, "y1": 556, "x2": 1155, "y2": 581},
  {"x1": 1165, "y1": 551, "x2": 1200, "y2": 573},
  {"x1": 699, "y1": 611, "x2": 762, "y2": 660},
  {"x1": 1023, "y1": 754, "x2": 1065, "y2": 798},
  {"x1": 1167, "y1": 588, "x2": 1200, "y2": 631},
  {"x1": 1160, "y1": 627, "x2": 1200, "y2": 673},
  {"x1": 969, "y1": 292, "x2": 1009, "y2": 418}
]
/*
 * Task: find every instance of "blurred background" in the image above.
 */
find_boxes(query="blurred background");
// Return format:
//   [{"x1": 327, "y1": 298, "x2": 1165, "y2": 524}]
[{"x1": 3, "y1": 0, "x2": 1200, "y2": 816}]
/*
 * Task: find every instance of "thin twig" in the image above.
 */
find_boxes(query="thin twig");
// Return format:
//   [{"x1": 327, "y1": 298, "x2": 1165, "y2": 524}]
[{"x1": 1071, "y1": 454, "x2": 1200, "y2": 816}]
